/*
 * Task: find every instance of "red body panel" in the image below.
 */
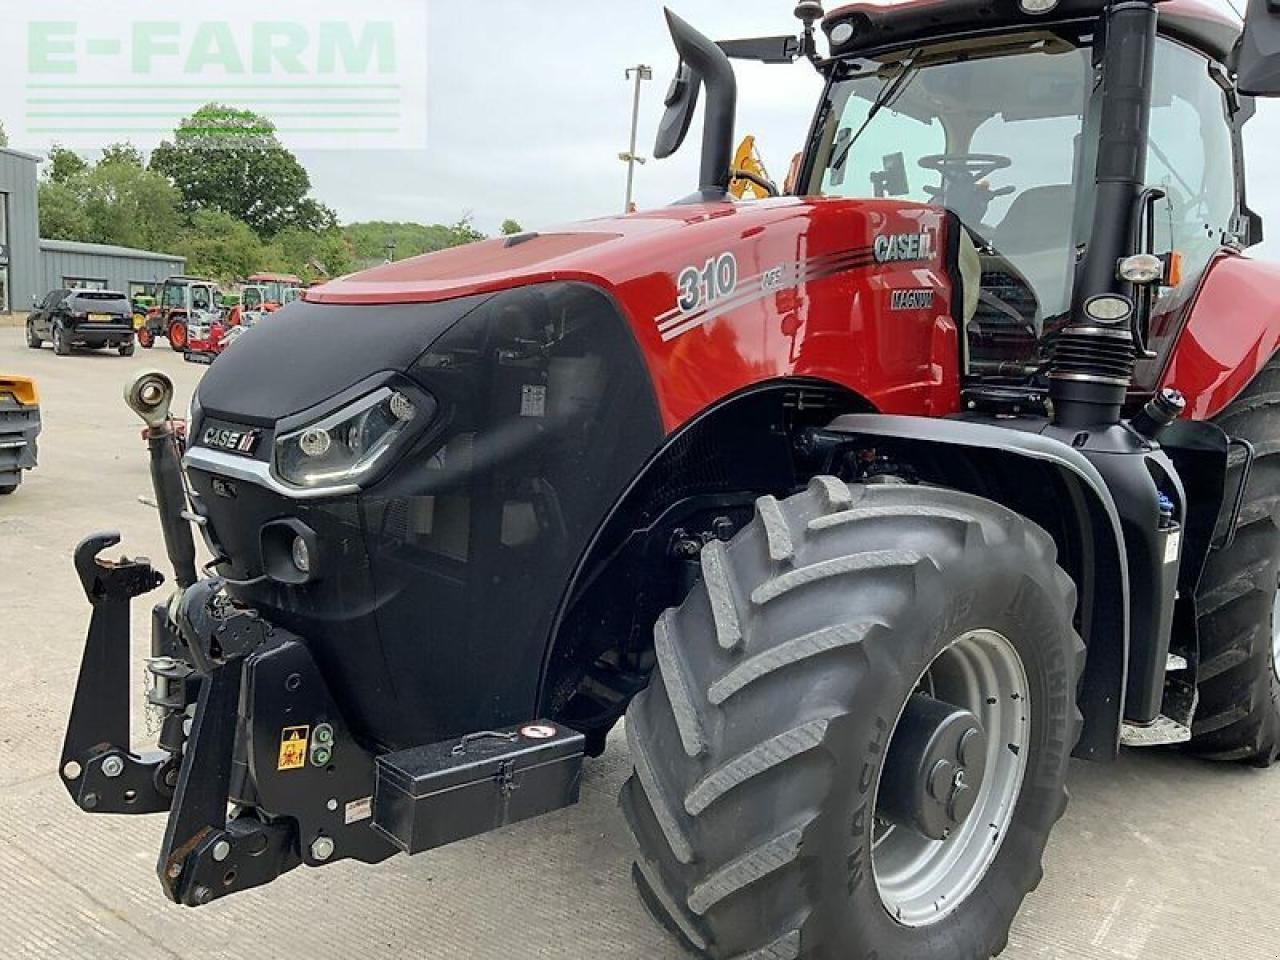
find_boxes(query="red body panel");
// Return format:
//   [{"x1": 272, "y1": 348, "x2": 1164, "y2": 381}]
[
  {"x1": 310, "y1": 199, "x2": 961, "y2": 432},
  {"x1": 1152, "y1": 254, "x2": 1280, "y2": 421}
]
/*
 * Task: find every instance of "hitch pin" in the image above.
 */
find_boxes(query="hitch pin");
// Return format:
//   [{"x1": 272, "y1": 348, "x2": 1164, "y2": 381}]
[{"x1": 137, "y1": 494, "x2": 207, "y2": 528}]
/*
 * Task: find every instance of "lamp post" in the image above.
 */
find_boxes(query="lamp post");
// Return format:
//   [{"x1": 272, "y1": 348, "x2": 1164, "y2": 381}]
[{"x1": 620, "y1": 64, "x2": 653, "y2": 213}]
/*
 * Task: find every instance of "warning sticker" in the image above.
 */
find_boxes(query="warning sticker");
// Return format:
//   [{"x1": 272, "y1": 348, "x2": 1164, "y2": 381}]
[{"x1": 278, "y1": 726, "x2": 310, "y2": 771}]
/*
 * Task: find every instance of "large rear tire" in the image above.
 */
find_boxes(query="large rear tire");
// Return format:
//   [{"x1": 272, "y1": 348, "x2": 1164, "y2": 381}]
[
  {"x1": 1189, "y1": 356, "x2": 1280, "y2": 766},
  {"x1": 622, "y1": 479, "x2": 1083, "y2": 960}
]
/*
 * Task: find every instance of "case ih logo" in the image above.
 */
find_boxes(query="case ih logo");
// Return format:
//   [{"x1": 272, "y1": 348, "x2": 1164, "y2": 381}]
[
  {"x1": 874, "y1": 231, "x2": 936, "y2": 264},
  {"x1": 202, "y1": 426, "x2": 260, "y2": 456}
]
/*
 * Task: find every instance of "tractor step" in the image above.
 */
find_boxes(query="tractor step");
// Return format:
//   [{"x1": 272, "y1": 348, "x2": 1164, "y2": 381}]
[
  {"x1": 1120, "y1": 679, "x2": 1198, "y2": 748},
  {"x1": 372, "y1": 721, "x2": 585, "y2": 855}
]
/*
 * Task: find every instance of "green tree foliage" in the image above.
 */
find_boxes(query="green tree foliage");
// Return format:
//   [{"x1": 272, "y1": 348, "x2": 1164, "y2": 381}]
[
  {"x1": 47, "y1": 145, "x2": 89, "y2": 184},
  {"x1": 150, "y1": 104, "x2": 337, "y2": 237},
  {"x1": 100, "y1": 142, "x2": 145, "y2": 168},
  {"x1": 37, "y1": 181, "x2": 92, "y2": 240},
  {"x1": 38, "y1": 154, "x2": 182, "y2": 251},
  {"x1": 342, "y1": 219, "x2": 488, "y2": 262},
  {"x1": 500, "y1": 219, "x2": 524, "y2": 236},
  {"x1": 175, "y1": 209, "x2": 266, "y2": 281},
  {"x1": 264, "y1": 227, "x2": 354, "y2": 283}
]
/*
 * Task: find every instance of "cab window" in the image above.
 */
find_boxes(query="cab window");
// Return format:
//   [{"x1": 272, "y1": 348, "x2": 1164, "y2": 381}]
[{"x1": 1146, "y1": 39, "x2": 1237, "y2": 292}]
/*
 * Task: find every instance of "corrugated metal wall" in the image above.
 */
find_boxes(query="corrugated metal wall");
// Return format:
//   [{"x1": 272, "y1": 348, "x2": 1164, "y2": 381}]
[
  {"x1": 39, "y1": 249, "x2": 185, "y2": 300},
  {"x1": 0, "y1": 150, "x2": 41, "y2": 313}
]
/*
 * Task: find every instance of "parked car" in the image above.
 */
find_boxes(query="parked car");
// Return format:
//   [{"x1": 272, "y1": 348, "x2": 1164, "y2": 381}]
[{"x1": 27, "y1": 289, "x2": 136, "y2": 357}]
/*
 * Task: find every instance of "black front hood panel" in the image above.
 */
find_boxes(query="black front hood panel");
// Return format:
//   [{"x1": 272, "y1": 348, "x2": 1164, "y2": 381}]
[{"x1": 197, "y1": 295, "x2": 491, "y2": 425}]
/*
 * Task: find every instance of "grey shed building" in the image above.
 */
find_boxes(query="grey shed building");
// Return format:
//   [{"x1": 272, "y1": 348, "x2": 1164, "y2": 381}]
[
  {"x1": 0, "y1": 148, "x2": 42, "y2": 314},
  {"x1": 39, "y1": 240, "x2": 186, "y2": 305}
]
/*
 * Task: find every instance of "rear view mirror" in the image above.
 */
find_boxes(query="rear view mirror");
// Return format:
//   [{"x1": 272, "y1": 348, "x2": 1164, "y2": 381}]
[
  {"x1": 1238, "y1": 0, "x2": 1280, "y2": 96},
  {"x1": 655, "y1": 62, "x2": 700, "y2": 160}
]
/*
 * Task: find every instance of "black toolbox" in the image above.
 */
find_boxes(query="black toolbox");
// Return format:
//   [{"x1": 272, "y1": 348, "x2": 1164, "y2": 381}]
[{"x1": 372, "y1": 721, "x2": 586, "y2": 855}]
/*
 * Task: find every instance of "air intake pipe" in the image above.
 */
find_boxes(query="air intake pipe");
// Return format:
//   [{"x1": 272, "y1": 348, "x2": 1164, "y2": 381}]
[{"x1": 1050, "y1": 1, "x2": 1159, "y2": 429}]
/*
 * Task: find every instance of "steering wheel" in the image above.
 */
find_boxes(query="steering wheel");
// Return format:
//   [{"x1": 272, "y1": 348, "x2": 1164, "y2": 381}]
[{"x1": 919, "y1": 154, "x2": 1016, "y2": 224}]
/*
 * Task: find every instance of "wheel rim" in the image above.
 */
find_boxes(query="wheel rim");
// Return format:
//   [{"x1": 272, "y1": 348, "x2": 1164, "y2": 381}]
[
  {"x1": 1271, "y1": 581, "x2": 1280, "y2": 683},
  {"x1": 170, "y1": 323, "x2": 187, "y2": 349},
  {"x1": 873, "y1": 629, "x2": 1031, "y2": 927}
]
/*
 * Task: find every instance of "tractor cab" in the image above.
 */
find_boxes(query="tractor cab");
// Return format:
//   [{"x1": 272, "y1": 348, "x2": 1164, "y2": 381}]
[{"x1": 800, "y1": 0, "x2": 1248, "y2": 397}]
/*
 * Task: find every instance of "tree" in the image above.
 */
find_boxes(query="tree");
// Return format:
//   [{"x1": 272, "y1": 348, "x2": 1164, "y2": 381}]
[
  {"x1": 47, "y1": 145, "x2": 89, "y2": 184},
  {"x1": 38, "y1": 180, "x2": 92, "y2": 240},
  {"x1": 343, "y1": 220, "x2": 480, "y2": 262},
  {"x1": 150, "y1": 104, "x2": 323, "y2": 237},
  {"x1": 0, "y1": 121, "x2": 8, "y2": 148},
  {"x1": 265, "y1": 227, "x2": 354, "y2": 282},
  {"x1": 500, "y1": 219, "x2": 524, "y2": 236},
  {"x1": 100, "y1": 142, "x2": 145, "y2": 168},
  {"x1": 448, "y1": 214, "x2": 486, "y2": 246},
  {"x1": 175, "y1": 209, "x2": 266, "y2": 281},
  {"x1": 38, "y1": 159, "x2": 181, "y2": 252}
]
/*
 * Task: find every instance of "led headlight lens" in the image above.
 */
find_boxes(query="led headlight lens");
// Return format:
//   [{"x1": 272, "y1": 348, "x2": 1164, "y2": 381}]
[
  {"x1": 274, "y1": 388, "x2": 424, "y2": 490},
  {"x1": 1084, "y1": 294, "x2": 1134, "y2": 324}
]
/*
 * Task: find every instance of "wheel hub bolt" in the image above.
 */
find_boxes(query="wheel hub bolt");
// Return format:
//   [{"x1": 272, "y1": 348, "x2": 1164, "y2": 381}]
[{"x1": 211, "y1": 840, "x2": 231, "y2": 863}]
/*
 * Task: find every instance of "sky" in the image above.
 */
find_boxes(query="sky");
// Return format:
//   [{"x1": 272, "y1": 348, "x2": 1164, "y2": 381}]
[{"x1": 287, "y1": 0, "x2": 1280, "y2": 261}]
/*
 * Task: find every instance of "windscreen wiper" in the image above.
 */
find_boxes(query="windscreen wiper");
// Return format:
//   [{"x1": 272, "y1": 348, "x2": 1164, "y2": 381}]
[{"x1": 830, "y1": 49, "x2": 923, "y2": 174}]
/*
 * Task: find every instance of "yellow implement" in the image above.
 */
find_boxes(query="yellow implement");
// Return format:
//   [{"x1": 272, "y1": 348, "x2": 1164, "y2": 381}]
[
  {"x1": 0, "y1": 375, "x2": 39, "y2": 407},
  {"x1": 729, "y1": 135, "x2": 774, "y2": 200}
]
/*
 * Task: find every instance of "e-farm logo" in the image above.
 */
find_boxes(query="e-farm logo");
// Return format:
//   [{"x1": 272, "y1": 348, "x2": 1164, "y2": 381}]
[{"x1": 2, "y1": 1, "x2": 427, "y2": 150}]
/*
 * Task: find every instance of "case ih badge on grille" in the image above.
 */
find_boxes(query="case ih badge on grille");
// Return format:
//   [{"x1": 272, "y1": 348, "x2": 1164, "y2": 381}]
[
  {"x1": 201, "y1": 426, "x2": 260, "y2": 455},
  {"x1": 51, "y1": 4, "x2": 1280, "y2": 960}
]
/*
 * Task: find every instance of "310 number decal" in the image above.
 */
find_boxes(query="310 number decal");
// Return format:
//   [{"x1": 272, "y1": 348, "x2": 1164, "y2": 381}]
[{"x1": 677, "y1": 252, "x2": 738, "y2": 314}]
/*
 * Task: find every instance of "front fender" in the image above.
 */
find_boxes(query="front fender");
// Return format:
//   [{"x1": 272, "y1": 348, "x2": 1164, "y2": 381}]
[
  {"x1": 1157, "y1": 254, "x2": 1280, "y2": 420},
  {"x1": 824, "y1": 414, "x2": 1130, "y2": 761}
]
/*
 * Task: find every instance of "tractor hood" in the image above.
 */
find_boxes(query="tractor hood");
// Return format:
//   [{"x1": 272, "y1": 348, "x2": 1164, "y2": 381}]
[{"x1": 306, "y1": 197, "x2": 924, "y2": 308}]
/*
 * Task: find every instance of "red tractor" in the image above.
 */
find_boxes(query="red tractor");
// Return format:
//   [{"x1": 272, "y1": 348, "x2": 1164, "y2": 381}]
[
  {"x1": 57, "y1": 2, "x2": 1280, "y2": 958},
  {"x1": 137, "y1": 276, "x2": 223, "y2": 352},
  {"x1": 224, "y1": 273, "x2": 303, "y2": 328}
]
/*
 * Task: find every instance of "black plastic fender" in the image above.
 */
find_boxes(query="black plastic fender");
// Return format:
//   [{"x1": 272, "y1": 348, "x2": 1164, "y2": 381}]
[{"x1": 823, "y1": 414, "x2": 1130, "y2": 761}]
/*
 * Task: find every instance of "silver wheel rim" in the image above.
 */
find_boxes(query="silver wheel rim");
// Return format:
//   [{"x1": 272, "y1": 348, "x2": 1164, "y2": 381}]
[
  {"x1": 1271, "y1": 583, "x2": 1280, "y2": 683},
  {"x1": 873, "y1": 629, "x2": 1031, "y2": 927}
]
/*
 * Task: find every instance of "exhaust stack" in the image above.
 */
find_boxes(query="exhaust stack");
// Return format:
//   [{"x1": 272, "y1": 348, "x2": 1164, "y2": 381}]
[{"x1": 654, "y1": 8, "x2": 738, "y2": 199}]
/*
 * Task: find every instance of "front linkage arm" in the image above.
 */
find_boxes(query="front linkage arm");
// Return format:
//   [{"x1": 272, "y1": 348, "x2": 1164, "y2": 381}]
[{"x1": 61, "y1": 533, "x2": 396, "y2": 906}]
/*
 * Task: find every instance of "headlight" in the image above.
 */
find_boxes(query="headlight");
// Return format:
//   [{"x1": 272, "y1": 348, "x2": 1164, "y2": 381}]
[{"x1": 274, "y1": 387, "x2": 425, "y2": 490}]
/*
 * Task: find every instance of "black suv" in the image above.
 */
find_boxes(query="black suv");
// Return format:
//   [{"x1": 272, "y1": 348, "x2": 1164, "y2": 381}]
[{"x1": 27, "y1": 289, "x2": 136, "y2": 357}]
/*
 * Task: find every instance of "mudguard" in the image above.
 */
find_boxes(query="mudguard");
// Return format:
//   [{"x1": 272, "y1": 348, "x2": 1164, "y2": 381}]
[
  {"x1": 1150, "y1": 253, "x2": 1280, "y2": 420},
  {"x1": 822, "y1": 414, "x2": 1131, "y2": 760}
]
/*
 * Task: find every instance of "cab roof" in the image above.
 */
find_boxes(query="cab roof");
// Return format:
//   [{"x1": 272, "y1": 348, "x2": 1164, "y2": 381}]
[{"x1": 823, "y1": 0, "x2": 1240, "y2": 62}]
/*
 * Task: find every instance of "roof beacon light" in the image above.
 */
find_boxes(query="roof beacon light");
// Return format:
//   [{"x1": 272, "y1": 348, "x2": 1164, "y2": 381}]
[
  {"x1": 830, "y1": 21, "x2": 856, "y2": 45},
  {"x1": 1020, "y1": 0, "x2": 1060, "y2": 14}
]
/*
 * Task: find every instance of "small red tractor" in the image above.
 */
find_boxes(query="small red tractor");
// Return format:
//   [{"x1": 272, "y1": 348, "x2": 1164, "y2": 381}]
[
  {"x1": 58, "y1": 2, "x2": 1280, "y2": 958},
  {"x1": 184, "y1": 276, "x2": 305, "y2": 365},
  {"x1": 137, "y1": 276, "x2": 223, "y2": 352},
  {"x1": 224, "y1": 273, "x2": 303, "y2": 328}
]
